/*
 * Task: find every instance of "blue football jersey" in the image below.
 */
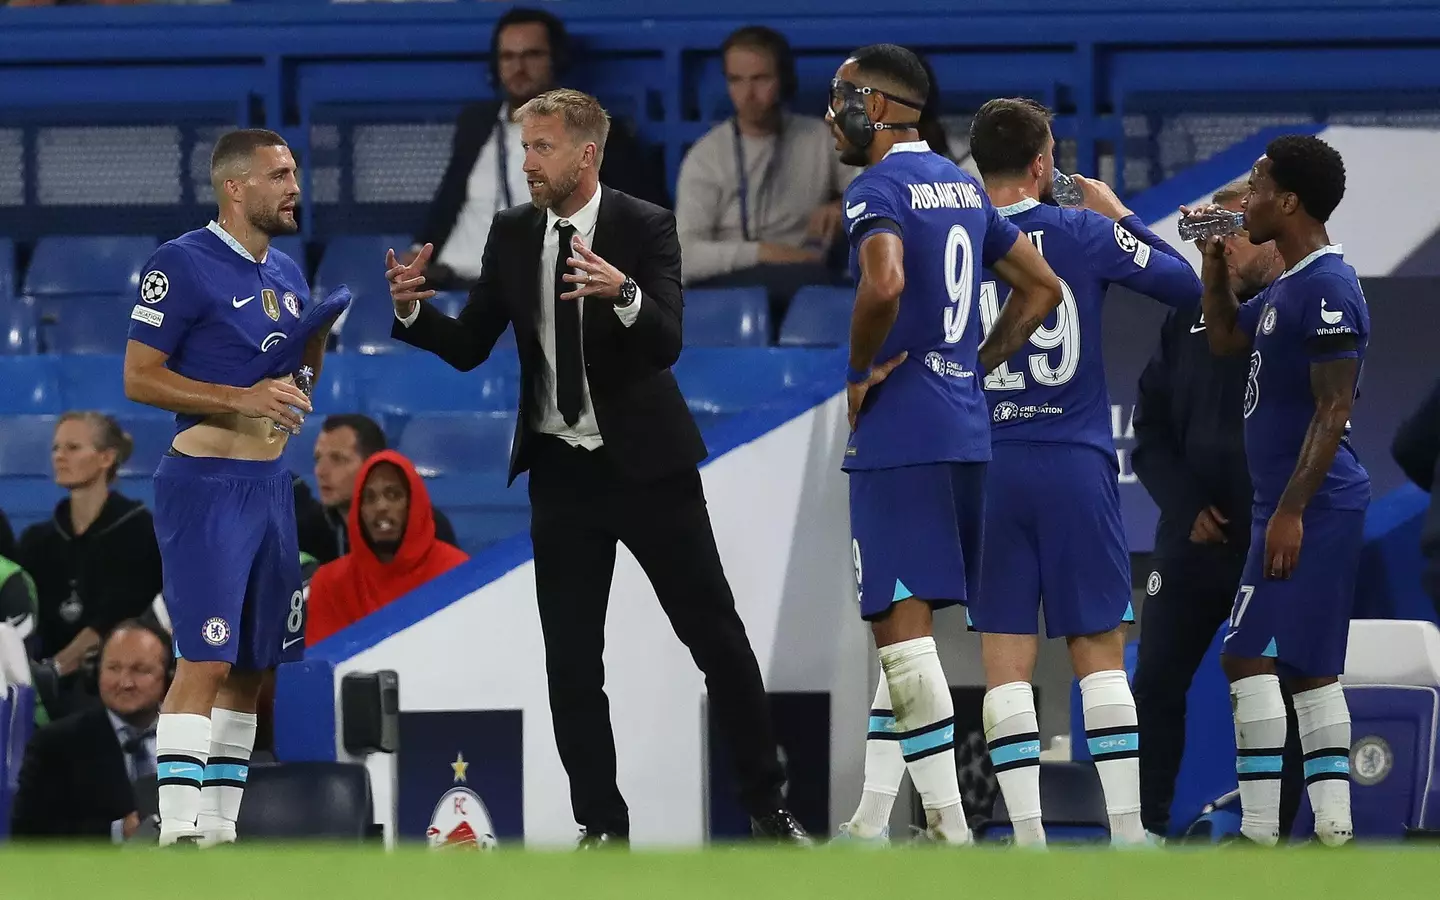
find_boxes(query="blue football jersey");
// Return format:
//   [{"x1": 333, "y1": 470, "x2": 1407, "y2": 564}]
[
  {"x1": 1237, "y1": 245, "x2": 1370, "y2": 511},
  {"x1": 981, "y1": 200, "x2": 1201, "y2": 456},
  {"x1": 126, "y1": 222, "x2": 314, "y2": 436},
  {"x1": 841, "y1": 142, "x2": 1021, "y2": 471}
]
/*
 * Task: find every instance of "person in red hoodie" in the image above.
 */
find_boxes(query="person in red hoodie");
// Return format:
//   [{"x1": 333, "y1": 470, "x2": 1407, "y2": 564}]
[{"x1": 306, "y1": 451, "x2": 469, "y2": 646}]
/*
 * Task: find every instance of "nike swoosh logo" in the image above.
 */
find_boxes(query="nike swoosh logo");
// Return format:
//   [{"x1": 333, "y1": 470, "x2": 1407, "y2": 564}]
[
  {"x1": 1190, "y1": 312, "x2": 1206, "y2": 333},
  {"x1": 845, "y1": 201, "x2": 867, "y2": 219},
  {"x1": 282, "y1": 637, "x2": 304, "y2": 650},
  {"x1": 233, "y1": 295, "x2": 255, "y2": 308}
]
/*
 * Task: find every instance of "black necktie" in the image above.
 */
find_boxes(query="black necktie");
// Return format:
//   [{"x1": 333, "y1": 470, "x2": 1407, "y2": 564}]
[
  {"x1": 122, "y1": 726, "x2": 156, "y2": 782},
  {"x1": 553, "y1": 221, "x2": 582, "y2": 426}
]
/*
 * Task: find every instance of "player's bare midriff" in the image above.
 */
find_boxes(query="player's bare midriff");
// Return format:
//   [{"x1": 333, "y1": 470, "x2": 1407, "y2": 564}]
[{"x1": 170, "y1": 374, "x2": 296, "y2": 462}]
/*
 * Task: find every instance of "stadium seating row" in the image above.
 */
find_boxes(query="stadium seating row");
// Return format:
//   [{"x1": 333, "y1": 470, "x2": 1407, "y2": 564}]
[
  {"x1": 0, "y1": 236, "x2": 852, "y2": 354},
  {"x1": 0, "y1": 346, "x2": 842, "y2": 552}
]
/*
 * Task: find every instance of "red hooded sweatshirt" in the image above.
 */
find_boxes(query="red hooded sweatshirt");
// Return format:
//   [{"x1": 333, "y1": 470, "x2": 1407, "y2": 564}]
[{"x1": 306, "y1": 450, "x2": 469, "y2": 645}]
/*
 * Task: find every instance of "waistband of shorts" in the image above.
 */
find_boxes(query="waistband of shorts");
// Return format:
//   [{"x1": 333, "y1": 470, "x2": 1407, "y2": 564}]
[{"x1": 156, "y1": 452, "x2": 289, "y2": 480}]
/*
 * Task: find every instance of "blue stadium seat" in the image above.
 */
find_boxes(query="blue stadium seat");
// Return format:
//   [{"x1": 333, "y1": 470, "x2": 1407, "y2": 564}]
[
  {"x1": 363, "y1": 353, "x2": 520, "y2": 420},
  {"x1": 0, "y1": 357, "x2": 61, "y2": 415},
  {"x1": 673, "y1": 347, "x2": 837, "y2": 415},
  {"x1": 113, "y1": 415, "x2": 173, "y2": 479},
  {"x1": 0, "y1": 302, "x2": 38, "y2": 355},
  {"x1": 313, "y1": 234, "x2": 411, "y2": 306},
  {"x1": 23, "y1": 236, "x2": 157, "y2": 296},
  {"x1": 778, "y1": 286, "x2": 852, "y2": 347},
  {"x1": 36, "y1": 295, "x2": 131, "y2": 354},
  {"x1": 0, "y1": 238, "x2": 14, "y2": 305},
  {"x1": 332, "y1": 300, "x2": 410, "y2": 355},
  {"x1": 397, "y1": 412, "x2": 515, "y2": 476},
  {"x1": 56, "y1": 353, "x2": 155, "y2": 416},
  {"x1": 0, "y1": 415, "x2": 58, "y2": 476},
  {"x1": 425, "y1": 473, "x2": 530, "y2": 555},
  {"x1": 112, "y1": 474, "x2": 155, "y2": 510},
  {"x1": 684, "y1": 288, "x2": 770, "y2": 347},
  {"x1": 309, "y1": 353, "x2": 363, "y2": 417}
]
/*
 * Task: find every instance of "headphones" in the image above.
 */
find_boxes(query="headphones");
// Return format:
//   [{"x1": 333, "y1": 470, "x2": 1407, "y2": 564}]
[
  {"x1": 721, "y1": 26, "x2": 798, "y2": 103},
  {"x1": 82, "y1": 617, "x2": 177, "y2": 694},
  {"x1": 488, "y1": 7, "x2": 572, "y2": 90},
  {"x1": 831, "y1": 78, "x2": 925, "y2": 150}
]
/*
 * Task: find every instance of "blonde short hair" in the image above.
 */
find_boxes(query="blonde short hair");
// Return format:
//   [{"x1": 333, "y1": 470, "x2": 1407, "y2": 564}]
[
  {"x1": 1213, "y1": 178, "x2": 1250, "y2": 205},
  {"x1": 515, "y1": 88, "x2": 611, "y2": 163}
]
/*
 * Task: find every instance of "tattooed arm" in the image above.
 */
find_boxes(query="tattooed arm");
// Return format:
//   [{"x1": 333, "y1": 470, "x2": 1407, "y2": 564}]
[
  {"x1": 1264, "y1": 355, "x2": 1359, "y2": 579},
  {"x1": 1279, "y1": 356, "x2": 1359, "y2": 515},
  {"x1": 978, "y1": 232, "x2": 1063, "y2": 376}
]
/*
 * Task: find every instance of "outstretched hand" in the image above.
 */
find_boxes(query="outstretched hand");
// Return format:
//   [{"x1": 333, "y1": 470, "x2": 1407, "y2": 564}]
[{"x1": 386, "y1": 243, "x2": 438, "y2": 313}]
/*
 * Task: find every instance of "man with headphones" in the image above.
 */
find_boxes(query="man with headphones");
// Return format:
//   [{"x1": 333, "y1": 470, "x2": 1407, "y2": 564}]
[
  {"x1": 11, "y1": 619, "x2": 171, "y2": 841},
  {"x1": 676, "y1": 26, "x2": 855, "y2": 304},
  {"x1": 409, "y1": 8, "x2": 669, "y2": 290}
]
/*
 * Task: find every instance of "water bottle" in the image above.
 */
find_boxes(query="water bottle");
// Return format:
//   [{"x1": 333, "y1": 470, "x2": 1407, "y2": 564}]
[
  {"x1": 1177, "y1": 208, "x2": 1245, "y2": 242},
  {"x1": 271, "y1": 364, "x2": 315, "y2": 435},
  {"x1": 1051, "y1": 171, "x2": 1084, "y2": 208}
]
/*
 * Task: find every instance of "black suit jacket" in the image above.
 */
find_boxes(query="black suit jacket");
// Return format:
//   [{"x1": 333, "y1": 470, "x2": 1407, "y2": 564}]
[
  {"x1": 11, "y1": 706, "x2": 138, "y2": 838},
  {"x1": 416, "y1": 100, "x2": 671, "y2": 258},
  {"x1": 393, "y1": 188, "x2": 705, "y2": 485}
]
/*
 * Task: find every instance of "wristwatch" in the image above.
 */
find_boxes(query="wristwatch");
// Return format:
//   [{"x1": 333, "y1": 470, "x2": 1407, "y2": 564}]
[{"x1": 615, "y1": 276, "x2": 638, "y2": 307}]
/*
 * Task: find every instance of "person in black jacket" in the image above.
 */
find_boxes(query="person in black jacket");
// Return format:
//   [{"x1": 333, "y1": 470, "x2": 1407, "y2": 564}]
[
  {"x1": 11, "y1": 620, "x2": 169, "y2": 841},
  {"x1": 16, "y1": 413, "x2": 163, "y2": 719},
  {"x1": 294, "y1": 413, "x2": 458, "y2": 563},
  {"x1": 1392, "y1": 377, "x2": 1440, "y2": 616},
  {"x1": 387, "y1": 89, "x2": 805, "y2": 845},
  {"x1": 405, "y1": 7, "x2": 669, "y2": 291},
  {"x1": 1130, "y1": 181, "x2": 1304, "y2": 840}
]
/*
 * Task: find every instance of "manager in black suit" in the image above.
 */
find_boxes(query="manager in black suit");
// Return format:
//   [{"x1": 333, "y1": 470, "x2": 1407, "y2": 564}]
[
  {"x1": 387, "y1": 88, "x2": 805, "y2": 846},
  {"x1": 11, "y1": 620, "x2": 168, "y2": 841}
]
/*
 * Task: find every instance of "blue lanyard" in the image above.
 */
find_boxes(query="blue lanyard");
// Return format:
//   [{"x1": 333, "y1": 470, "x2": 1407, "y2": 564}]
[
  {"x1": 731, "y1": 117, "x2": 784, "y2": 243},
  {"x1": 496, "y1": 112, "x2": 513, "y2": 211}
]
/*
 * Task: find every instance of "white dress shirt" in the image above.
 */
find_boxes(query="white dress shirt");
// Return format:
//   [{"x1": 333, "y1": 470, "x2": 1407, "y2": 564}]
[
  {"x1": 435, "y1": 104, "x2": 530, "y2": 280},
  {"x1": 398, "y1": 185, "x2": 642, "y2": 450}
]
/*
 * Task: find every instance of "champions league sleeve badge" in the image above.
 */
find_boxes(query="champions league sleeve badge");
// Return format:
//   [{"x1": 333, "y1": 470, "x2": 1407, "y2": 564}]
[{"x1": 425, "y1": 752, "x2": 498, "y2": 850}]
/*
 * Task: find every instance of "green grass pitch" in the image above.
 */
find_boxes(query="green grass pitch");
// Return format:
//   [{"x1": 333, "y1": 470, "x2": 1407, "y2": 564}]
[{"x1": 1, "y1": 844, "x2": 1435, "y2": 900}]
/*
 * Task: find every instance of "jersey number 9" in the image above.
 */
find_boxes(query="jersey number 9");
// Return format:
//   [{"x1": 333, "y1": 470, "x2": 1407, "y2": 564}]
[{"x1": 942, "y1": 224, "x2": 975, "y2": 344}]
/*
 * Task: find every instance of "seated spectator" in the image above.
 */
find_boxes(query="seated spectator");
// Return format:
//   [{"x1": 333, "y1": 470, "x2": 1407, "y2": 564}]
[
  {"x1": 10, "y1": 619, "x2": 169, "y2": 842},
  {"x1": 16, "y1": 413, "x2": 162, "y2": 718},
  {"x1": 408, "y1": 7, "x2": 668, "y2": 289},
  {"x1": 294, "y1": 414, "x2": 458, "y2": 563},
  {"x1": 1393, "y1": 377, "x2": 1440, "y2": 616},
  {"x1": 677, "y1": 26, "x2": 855, "y2": 304},
  {"x1": 306, "y1": 451, "x2": 468, "y2": 645}
]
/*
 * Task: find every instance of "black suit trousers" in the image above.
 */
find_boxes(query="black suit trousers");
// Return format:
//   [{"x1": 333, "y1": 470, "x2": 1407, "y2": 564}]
[
  {"x1": 1133, "y1": 551, "x2": 1304, "y2": 838},
  {"x1": 526, "y1": 435, "x2": 783, "y2": 835}
]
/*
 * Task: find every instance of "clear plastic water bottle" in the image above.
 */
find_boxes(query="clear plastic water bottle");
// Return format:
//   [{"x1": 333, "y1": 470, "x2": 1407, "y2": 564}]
[
  {"x1": 1051, "y1": 171, "x2": 1084, "y2": 208},
  {"x1": 1178, "y1": 208, "x2": 1245, "y2": 242},
  {"x1": 271, "y1": 364, "x2": 315, "y2": 435}
]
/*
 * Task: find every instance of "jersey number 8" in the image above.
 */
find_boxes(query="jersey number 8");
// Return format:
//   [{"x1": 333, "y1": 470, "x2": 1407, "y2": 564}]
[{"x1": 977, "y1": 279, "x2": 1081, "y2": 390}]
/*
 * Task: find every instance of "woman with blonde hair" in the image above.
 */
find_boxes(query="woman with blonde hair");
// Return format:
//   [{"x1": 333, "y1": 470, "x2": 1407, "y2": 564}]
[{"x1": 16, "y1": 412, "x2": 162, "y2": 716}]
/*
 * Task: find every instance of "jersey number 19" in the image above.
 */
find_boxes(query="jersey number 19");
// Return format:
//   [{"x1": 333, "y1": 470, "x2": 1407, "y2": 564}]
[{"x1": 977, "y1": 279, "x2": 1081, "y2": 390}]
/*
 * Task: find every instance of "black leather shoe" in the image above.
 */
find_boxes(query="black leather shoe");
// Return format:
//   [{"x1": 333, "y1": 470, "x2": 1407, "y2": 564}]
[
  {"x1": 577, "y1": 829, "x2": 629, "y2": 850},
  {"x1": 751, "y1": 809, "x2": 812, "y2": 844}
]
